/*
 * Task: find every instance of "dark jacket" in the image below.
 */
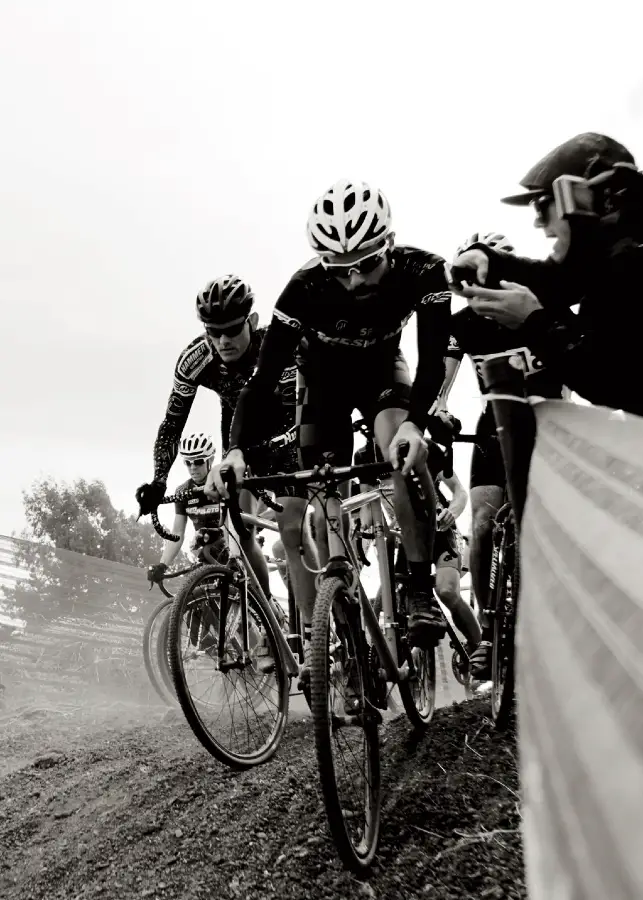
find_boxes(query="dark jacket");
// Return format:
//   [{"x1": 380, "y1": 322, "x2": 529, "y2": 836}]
[{"x1": 470, "y1": 223, "x2": 643, "y2": 417}]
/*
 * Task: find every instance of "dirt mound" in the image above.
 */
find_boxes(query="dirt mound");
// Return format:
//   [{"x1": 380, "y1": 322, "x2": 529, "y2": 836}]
[{"x1": 0, "y1": 699, "x2": 525, "y2": 900}]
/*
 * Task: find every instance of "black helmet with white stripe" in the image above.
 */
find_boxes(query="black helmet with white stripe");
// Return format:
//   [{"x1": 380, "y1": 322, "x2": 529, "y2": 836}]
[{"x1": 196, "y1": 275, "x2": 254, "y2": 326}]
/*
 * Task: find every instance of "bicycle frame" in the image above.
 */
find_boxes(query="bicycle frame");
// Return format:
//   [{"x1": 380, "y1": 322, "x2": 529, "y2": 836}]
[
  {"x1": 213, "y1": 510, "x2": 300, "y2": 678},
  {"x1": 486, "y1": 499, "x2": 513, "y2": 615},
  {"x1": 327, "y1": 489, "x2": 403, "y2": 685}
]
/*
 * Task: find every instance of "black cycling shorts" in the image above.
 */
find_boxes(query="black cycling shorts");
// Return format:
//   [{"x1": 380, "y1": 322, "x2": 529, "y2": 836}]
[
  {"x1": 469, "y1": 408, "x2": 506, "y2": 490},
  {"x1": 296, "y1": 351, "x2": 412, "y2": 470}
]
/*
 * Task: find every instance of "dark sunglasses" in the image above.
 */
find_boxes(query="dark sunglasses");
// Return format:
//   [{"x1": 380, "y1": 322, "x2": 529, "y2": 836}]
[
  {"x1": 320, "y1": 243, "x2": 389, "y2": 278},
  {"x1": 531, "y1": 193, "x2": 553, "y2": 224},
  {"x1": 205, "y1": 318, "x2": 248, "y2": 339},
  {"x1": 185, "y1": 458, "x2": 207, "y2": 467}
]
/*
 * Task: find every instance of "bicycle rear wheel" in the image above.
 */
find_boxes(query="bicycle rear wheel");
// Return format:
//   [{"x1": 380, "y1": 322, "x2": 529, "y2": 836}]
[
  {"x1": 491, "y1": 520, "x2": 518, "y2": 730},
  {"x1": 143, "y1": 599, "x2": 175, "y2": 705},
  {"x1": 310, "y1": 576, "x2": 381, "y2": 872},
  {"x1": 167, "y1": 564, "x2": 289, "y2": 769}
]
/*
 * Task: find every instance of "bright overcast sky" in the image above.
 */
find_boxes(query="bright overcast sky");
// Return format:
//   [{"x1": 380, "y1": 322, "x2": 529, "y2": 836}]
[{"x1": 1, "y1": 0, "x2": 642, "y2": 536}]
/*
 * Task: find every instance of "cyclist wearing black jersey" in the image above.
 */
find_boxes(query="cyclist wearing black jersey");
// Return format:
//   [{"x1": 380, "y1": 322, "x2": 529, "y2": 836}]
[
  {"x1": 135, "y1": 276, "x2": 318, "y2": 636},
  {"x1": 354, "y1": 439, "x2": 481, "y2": 649},
  {"x1": 210, "y1": 180, "x2": 454, "y2": 649},
  {"x1": 439, "y1": 232, "x2": 567, "y2": 678},
  {"x1": 147, "y1": 433, "x2": 227, "y2": 584}
]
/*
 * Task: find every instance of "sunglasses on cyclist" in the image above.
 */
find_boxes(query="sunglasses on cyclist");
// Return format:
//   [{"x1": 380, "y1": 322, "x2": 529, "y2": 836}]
[
  {"x1": 531, "y1": 193, "x2": 554, "y2": 224},
  {"x1": 185, "y1": 458, "x2": 207, "y2": 467},
  {"x1": 320, "y1": 243, "x2": 389, "y2": 278},
  {"x1": 205, "y1": 318, "x2": 248, "y2": 339}
]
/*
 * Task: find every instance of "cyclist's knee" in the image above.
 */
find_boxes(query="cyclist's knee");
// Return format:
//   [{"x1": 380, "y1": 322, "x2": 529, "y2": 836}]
[
  {"x1": 470, "y1": 487, "x2": 502, "y2": 538},
  {"x1": 435, "y1": 570, "x2": 461, "y2": 609},
  {"x1": 278, "y1": 515, "x2": 303, "y2": 550}
]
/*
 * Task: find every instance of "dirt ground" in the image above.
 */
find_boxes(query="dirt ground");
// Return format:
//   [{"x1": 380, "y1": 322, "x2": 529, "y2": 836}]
[{"x1": 0, "y1": 691, "x2": 525, "y2": 900}]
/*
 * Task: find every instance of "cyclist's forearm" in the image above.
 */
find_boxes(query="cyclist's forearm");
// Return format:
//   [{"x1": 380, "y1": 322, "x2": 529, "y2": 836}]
[
  {"x1": 160, "y1": 515, "x2": 186, "y2": 565},
  {"x1": 160, "y1": 540, "x2": 182, "y2": 567},
  {"x1": 448, "y1": 486, "x2": 468, "y2": 521},
  {"x1": 434, "y1": 357, "x2": 461, "y2": 407},
  {"x1": 229, "y1": 317, "x2": 300, "y2": 450},
  {"x1": 153, "y1": 416, "x2": 184, "y2": 482},
  {"x1": 408, "y1": 297, "x2": 452, "y2": 430},
  {"x1": 407, "y1": 356, "x2": 446, "y2": 431}
]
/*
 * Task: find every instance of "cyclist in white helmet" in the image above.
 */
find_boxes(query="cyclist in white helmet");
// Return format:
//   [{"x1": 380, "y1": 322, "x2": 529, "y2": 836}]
[
  {"x1": 210, "y1": 180, "x2": 456, "y2": 651},
  {"x1": 434, "y1": 231, "x2": 567, "y2": 679},
  {"x1": 147, "y1": 433, "x2": 227, "y2": 583}
]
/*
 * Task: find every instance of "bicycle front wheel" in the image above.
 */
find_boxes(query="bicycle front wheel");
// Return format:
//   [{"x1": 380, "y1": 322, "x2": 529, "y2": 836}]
[
  {"x1": 310, "y1": 576, "x2": 381, "y2": 873},
  {"x1": 167, "y1": 564, "x2": 289, "y2": 769},
  {"x1": 142, "y1": 599, "x2": 175, "y2": 705},
  {"x1": 491, "y1": 522, "x2": 518, "y2": 730},
  {"x1": 392, "y1": 579, "x2": 436, "y2": 729},
  {"x1": 397, "y1": 634, "x2": 436, "y2": 729}
]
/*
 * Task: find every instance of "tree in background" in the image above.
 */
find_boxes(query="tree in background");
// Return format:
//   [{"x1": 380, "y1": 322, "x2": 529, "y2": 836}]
[
  {"x1": 2, "y1": 476, "x2": 189, "y2": 625},
  {"x1": 22, "y1": 477, "x2": 163, "y2": 565}
]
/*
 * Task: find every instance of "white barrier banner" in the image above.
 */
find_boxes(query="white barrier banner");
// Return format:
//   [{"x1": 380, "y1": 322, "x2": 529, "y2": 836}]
[{"x1": 518, "y1": 401, "x2": 643, "y2": 899}]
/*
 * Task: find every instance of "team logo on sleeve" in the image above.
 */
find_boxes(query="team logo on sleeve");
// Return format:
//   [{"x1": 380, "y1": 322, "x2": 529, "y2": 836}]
[
  {"x1": 420, "y1": 291, "x2": 451, "y2": 306},
  {"x1": 175, "y1": 337, "x2": 214, "y2": 381}
]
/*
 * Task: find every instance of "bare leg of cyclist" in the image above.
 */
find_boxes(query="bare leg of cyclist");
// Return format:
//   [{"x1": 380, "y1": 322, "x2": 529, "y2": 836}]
[
  {"x1": 435, "y1": 563, "x2": 481, "y2": 647},
  {"x1": 374, "y1": 408, "x2": 444, "y2": 648},
  {"x1": 275, "y1": 497, "x2": 317, "y2": 625},
  {"x1": 469, "y1": 485, "x2": 503, "y2": 678},
  {"x1": 238, "y1": 488, "x2": 272, "y2": 599},
  {"x1": 276, "y1": 497, "x2": 318, "y2": 687}
]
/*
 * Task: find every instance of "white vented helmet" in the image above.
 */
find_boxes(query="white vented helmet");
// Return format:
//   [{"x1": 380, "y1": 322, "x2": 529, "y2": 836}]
[
  {"x1": 306, "y1": 179, "x2": 392, "y2": 255},
  {"x1": 179, "y1": 433, "x2": 215, "y2": 460},
  {"x1": 456, "y1": 232, "x2": 515, "y2": 257}
]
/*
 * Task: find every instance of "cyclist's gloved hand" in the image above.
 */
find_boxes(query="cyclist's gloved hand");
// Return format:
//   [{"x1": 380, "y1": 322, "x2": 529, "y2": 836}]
[
  {"x1": 147, "y1": 562, "x2": 168, "y2": 584},
  {"x1": 389, "y1": 421, "x2": 427, "y2": 477},
  {"x1": 136, "y1": 480, "x2": 166, "y2": 515},
  {"x1": 427, "y1": 412, "x2": 462, "y2": 446}
]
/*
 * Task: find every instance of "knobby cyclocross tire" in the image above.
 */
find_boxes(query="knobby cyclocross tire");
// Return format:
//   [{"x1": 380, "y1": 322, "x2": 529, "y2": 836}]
[
  {"x1": 167, "y1": 564, "x2": 289, "y2": 769},
  {"x1": 310, "y1": 577, "x2": 381, "y2": 873},
  {"x1": 142, "y1": 599, "x2": 175, "y2": 705},
  {"x1": 491, "y1": 520, "x2": 518, "y2": 730},
  {"x1": 156, "y1": 612, "x2": 176, "y2": 699},
  {"x1": 393, "y1": 578, "x2": 436, "y2": 730}
]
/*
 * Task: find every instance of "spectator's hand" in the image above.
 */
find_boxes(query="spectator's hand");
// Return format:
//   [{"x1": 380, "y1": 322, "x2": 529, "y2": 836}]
[
  {"x1": 445, "y1": 249, "x2": 489, "y2": 291},
  {"x1": 389, "y1": 421, "x2": 428, "y2": 477},
  {"x1": 207, "y1": 450, "x2": 247, "y2": 499},
  {"x1": 136, "y1": 480, "x2": 166, "y2": 515},
  {"x1": 460, "y1": 281, "x2": 543, "y2": 330},
  {"x1": 437, "y1": 508, "x2": 456, "y2": 531},
  {"x1": 147, "y1": 562, "x2": 168, "y2": 584}
]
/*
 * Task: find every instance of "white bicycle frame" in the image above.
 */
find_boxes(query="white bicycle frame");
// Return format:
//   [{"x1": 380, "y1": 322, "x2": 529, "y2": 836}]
[{"x1": 321, "y1": 487, "x2": 407, "y2": 686}]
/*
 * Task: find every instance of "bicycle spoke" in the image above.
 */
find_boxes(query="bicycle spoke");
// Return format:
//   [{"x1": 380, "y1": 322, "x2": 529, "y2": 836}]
[{"x1": 167, "y1": 565, "x2": 288, "y2": 768}]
